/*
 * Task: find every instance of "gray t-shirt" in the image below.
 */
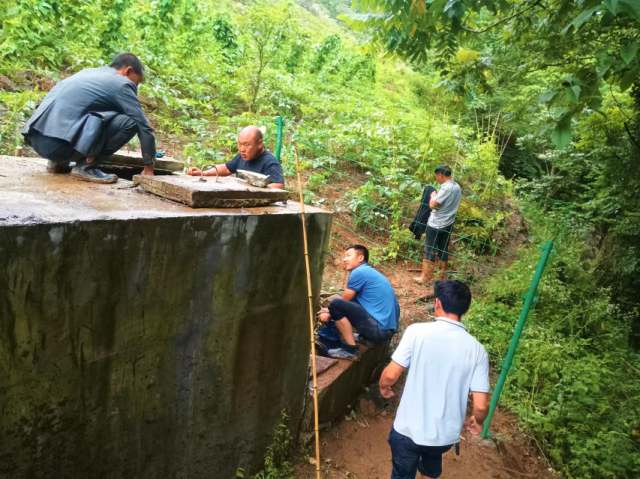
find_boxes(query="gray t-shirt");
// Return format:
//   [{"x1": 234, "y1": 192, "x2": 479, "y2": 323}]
[{"x1": 427, "y1": 179, "x2": 461, "y2": 229}]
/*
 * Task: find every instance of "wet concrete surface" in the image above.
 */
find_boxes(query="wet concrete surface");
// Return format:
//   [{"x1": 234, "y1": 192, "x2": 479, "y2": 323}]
[
  {"x1": 0, "y1": 156, "x2": 324, "y2": 225},
  {"x1": 0, "y1": 156, "x2": 333, "y2": 478}
]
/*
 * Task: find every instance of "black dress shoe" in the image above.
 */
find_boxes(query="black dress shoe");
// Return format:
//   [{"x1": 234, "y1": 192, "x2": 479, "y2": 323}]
[{"x1": 71, "y1": 164, "x2": 118, "y2": 184}]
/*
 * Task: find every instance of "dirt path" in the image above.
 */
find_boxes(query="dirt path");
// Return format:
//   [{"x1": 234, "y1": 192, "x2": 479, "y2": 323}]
[
  {"x1": 296, "y1": 405, "x2": 556, "y2": 479},
  {"x1": 294, "y1": 192, "x2": 556, "y2": 478}
]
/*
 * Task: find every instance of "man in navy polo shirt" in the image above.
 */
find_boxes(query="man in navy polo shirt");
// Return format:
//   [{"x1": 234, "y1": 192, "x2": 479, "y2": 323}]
[
  {"x1": 317, "y1": 244, "x2": 400, "y2": 360},
  {"x1": 187, "y1": 125, "x2": 284, "y2": 189},
  {"x1": 379, "y1": 280, "x2": 490, "y2": 479}
]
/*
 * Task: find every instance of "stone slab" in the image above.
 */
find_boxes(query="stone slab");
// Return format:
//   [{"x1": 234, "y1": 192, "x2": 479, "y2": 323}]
[
  {"x1": 105, "y1": 149, "x2": 184, "y2": 173},
  {"x1": 133, "y1": 173, "x2": 289, "y2": 208},
  {"x1": 306, "y1": 342, "x2": 391, "y2": 425},
  {"x1": 314, "y1": 355, "x2": 338, "y2": 375},
  {"x1": 0, "y1": 156, "x2": 320, "y2": 225}
]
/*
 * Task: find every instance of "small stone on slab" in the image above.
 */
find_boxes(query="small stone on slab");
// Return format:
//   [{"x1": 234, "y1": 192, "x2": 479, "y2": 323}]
[{"x1": 236, "y1": 170, "x2": 271, "y2": 188}]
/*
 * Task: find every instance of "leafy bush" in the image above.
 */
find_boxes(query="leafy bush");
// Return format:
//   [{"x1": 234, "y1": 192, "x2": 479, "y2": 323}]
[
  {"x1": 466, "y1": 216, "x2": 640, "y2": 479},
  {"x1": 253, "y1": 410, "x2": 294, "y2": 479}
]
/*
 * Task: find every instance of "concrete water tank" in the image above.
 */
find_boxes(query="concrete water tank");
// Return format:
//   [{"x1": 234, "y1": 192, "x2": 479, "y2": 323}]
[{"x1": 0, "y1": 157, "x2": 332, "y2": 478}]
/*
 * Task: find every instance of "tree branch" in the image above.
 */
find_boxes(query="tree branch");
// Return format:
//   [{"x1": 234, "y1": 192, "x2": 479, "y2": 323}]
[
  {"x1": 623, "y1": 121, "x2": 640, "y2": 150},
  {"x1": 461, "y1": 1, "x2": 543, "y2": 34}
]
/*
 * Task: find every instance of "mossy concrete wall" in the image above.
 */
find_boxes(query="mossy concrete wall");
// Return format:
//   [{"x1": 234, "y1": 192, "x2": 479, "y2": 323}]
[{"x1": 0, "y1": 188, "x2": 331, "y2": 478}]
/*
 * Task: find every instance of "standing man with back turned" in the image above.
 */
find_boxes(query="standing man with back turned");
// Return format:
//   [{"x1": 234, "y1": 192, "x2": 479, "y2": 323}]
[
  {"x1": 379, "y1": 280, "x2": 490, "y2": 479},
  {"x1": 414, "y1": 165, "x2": 462, "y2": 294},
  {"x1": 22, "y1": 53, "x2": 156, "y2": 184}
]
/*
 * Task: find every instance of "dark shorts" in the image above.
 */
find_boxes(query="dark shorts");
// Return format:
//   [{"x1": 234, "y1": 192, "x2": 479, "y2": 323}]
[
  {"x1": 389, "y1": 428, "x2": 452, "y2": 479},
  {"x1": 328, "y1": 298, "x2": 394, "y2": 343},
  {"x1": 424, "y1": 224, "x2": 453, "y2": 262}
]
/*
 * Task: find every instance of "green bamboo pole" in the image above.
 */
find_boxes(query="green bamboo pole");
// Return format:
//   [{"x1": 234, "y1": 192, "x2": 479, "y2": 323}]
[
  {"x1": 275, "y1": 116, "x2": 284, "y2": 162},
  {"x1": 481, "y1": 240, "x2": 554, "y2": 439}
]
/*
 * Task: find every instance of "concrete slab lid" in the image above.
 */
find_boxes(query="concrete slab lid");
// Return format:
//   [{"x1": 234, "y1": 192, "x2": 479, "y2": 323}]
[
  {"x1": 0, "y1": 156, "x2": 331, "y2": 225},
  {"x1": 133, "y1": 172, "x2": 288, "y2": 207},
  {"x1": 105, "y1": 149, "x2": 184, "y2": 172}
]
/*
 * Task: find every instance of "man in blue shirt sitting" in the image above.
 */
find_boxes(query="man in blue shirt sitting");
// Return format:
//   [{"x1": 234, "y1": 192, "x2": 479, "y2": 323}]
[
  {"x1": 187, "y1": 125, "x2": 284, "y2": 189},
  {"x1": 317, "y1": 244, "x2": 400, "y2": 360}
]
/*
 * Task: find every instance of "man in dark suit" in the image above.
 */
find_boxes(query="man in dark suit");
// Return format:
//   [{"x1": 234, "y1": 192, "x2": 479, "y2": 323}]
[{"x1": 22, "y1": 53, "x2": 156, "y2": 184}]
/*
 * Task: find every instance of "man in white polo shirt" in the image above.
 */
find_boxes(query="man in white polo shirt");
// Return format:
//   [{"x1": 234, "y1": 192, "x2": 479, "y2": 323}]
[{"x1": 379, "y1": 280, "x2": 490, "y2": 479}]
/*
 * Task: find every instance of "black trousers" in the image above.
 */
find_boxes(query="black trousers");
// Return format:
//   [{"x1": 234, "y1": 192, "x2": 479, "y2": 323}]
[
  {"x1": 328, "y1": 298, "x2": 394, "y2": 343},
  {"x1": 26, "y1": 114, "x2": 137, "y2": 164}
]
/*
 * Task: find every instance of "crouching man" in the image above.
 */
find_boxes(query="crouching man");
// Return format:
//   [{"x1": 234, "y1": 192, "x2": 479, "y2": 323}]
[
  {"x1": 22, "y1": 53, "x2": 156, "y2": 183},
  {"x1": 316, "y1": 244, "x2": 400, "y2": 360},
  {"x1": 379, "y1": 280, "x2": 490, "y2": 479}
]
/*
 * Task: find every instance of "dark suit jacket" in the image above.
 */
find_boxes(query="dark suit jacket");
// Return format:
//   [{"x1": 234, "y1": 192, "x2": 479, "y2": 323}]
[
  {"x1": 22, "y1": 66, "x2": 156, "y2": 164},
  {"x1": 409, "y1": 185, "x2": 436, "y2": 240}
]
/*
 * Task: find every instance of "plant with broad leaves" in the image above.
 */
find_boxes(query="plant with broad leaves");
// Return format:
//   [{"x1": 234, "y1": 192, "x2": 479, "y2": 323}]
[{"x1": 350, "y1": 0, "x2": 640, "y2": 146}]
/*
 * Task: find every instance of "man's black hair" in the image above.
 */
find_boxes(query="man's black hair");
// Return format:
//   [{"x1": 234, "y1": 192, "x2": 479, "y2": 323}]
[
  {"x1": 434, "y1": 165, "x2": 452, "y2": 177},
  {"x1": 434, "y1": 280, "x2": 472, "y2": 317},
  {"x1": 347, "y1": 244, "x2": 369, "y2": 263},
  {"x1": 110, "y1": 53, "x2": 144, "y2": 76}
]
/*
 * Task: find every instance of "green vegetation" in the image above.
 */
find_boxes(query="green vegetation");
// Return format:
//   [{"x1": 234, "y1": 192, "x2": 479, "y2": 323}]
[
  {"x1": 467, "y1": 209, "x2": 640, "y2": 478},
  {"x1": 236, "y1": 410, "x2": 295, "y2": 479},
  {"x1": 352, "y1": 2, "x2": 640, "y2": 476},
  {"x1": 0, "y1": 0, "x2": 512, "y2": 268},
  {"x1": 1, "y1": 0, "x2": 639, "y2": 477},
  {"x1": 352, "y1": 0, "x2": 639, "y2": 146}
]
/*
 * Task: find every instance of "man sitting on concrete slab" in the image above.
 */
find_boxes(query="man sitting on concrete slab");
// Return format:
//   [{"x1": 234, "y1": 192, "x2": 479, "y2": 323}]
[
  {"x1": 22, "y1": 53, "x2": 156, "y2": 184},
  {"x1": 414, "y1": 165, "x2": 462, "y2": 295},
  {"x1": 186, "y1": 126, "x2": 284, "y2": 189},
  {"x1": 379, "y1": 280, "x2": 490, "y2": 479},
  {"x1": 316, "y1": 244, "x2": 400, "y2": 360}
]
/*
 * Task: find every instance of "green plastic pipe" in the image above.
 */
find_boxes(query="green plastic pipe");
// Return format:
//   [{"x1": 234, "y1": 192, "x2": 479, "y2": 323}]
[
  {"x1": 275, "y1": 116, "x2": 284, "y2": 162},
  {"x1": 480, "y1": 240, "x2": 554, "y2": 439}
]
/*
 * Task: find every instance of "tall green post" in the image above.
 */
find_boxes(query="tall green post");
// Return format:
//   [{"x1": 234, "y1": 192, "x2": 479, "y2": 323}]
[
  {"x1": 275, "y1": 116, "x2": 284, "y2": 162},
  {"x1": 481, "y1": 240, "x2": 554, "y2": 439}
]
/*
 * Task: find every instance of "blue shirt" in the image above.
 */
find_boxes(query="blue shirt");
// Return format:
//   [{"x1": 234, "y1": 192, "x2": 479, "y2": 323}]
[
  {"x1": 225, "y1": 150, "x2": 284, "y2": 184},
  {"x1": 347, "y1": 263, "x2": 399, "y2": 331}
]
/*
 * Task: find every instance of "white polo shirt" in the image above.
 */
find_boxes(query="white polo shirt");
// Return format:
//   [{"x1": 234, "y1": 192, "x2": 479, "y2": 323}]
[{"x1": 391, "y1": 317, "x2": 490, "y2": 446}]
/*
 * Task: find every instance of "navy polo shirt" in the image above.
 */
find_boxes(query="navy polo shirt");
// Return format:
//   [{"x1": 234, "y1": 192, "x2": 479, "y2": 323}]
[{"x1": 225, "y1": 150, "x2": 284, "y2": 184}]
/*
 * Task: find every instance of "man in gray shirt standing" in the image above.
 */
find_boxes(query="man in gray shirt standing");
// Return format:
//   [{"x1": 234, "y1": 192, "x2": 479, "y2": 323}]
[
  {"x1": 22, "y1": 53, "x2": 156, "y2": 184},
  {"x1": 414, "y1": 165, "x2": 461, "y2": 294}
]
